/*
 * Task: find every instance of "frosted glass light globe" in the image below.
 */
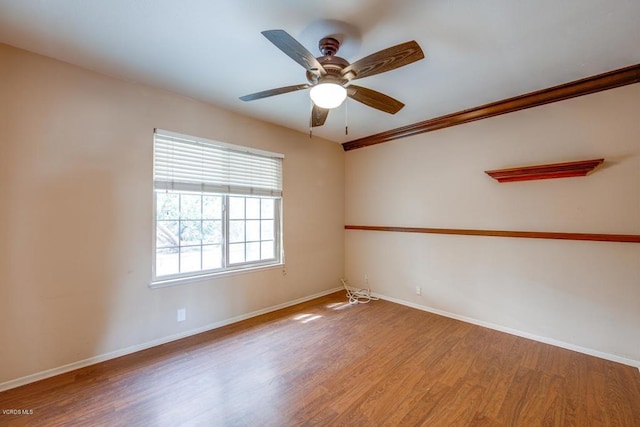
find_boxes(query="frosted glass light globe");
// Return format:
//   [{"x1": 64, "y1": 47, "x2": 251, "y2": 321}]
[{"x1": 309, "y1": 83, "x2": 347, "y2": 109}]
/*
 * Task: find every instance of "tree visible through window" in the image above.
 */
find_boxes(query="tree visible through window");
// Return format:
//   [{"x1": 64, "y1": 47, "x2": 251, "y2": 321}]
[{"x1": 152, "y1": 130, "x2": 283, "y2": 284}]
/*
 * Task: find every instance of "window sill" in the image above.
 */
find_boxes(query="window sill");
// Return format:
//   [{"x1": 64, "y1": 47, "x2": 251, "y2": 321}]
[{"x1": 149, "y1": 263, "x2": 285, "y2": 289}]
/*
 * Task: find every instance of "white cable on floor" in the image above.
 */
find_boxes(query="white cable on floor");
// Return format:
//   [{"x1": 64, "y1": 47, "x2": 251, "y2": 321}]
[{"x1": 341, "y1": 278, "x2": 379, "y2": 304}]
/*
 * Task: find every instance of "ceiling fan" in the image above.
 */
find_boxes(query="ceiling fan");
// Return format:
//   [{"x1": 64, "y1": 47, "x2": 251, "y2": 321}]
[{"x1": 239, "y1": 30, "x2": 425, "y2": 127}]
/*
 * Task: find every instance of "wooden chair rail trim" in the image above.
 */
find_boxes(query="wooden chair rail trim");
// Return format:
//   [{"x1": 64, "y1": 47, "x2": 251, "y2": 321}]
[
  {"x1": 342, "y1": 63, "x2": 640, "y2": 151},
  {"x1": 345, "y1": 225, "x2": 640, "y2": 243}
]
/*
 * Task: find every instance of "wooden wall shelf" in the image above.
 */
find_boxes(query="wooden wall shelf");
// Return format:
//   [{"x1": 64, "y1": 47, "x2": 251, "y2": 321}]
[{"x1": 485, "y1": 158, "x2": 604, "y2": 183}]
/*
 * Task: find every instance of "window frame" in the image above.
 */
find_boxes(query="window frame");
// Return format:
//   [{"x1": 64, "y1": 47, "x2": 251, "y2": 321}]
[{"x1": 150, "y1": 130, "x2": 284, "y2": 288}]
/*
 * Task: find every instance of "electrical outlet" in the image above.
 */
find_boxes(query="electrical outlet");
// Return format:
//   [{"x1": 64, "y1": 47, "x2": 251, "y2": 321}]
[
  {"x1": 364, "y1": 274, "x2": 368, "y2": 284},
  {"x1": 415, "y1": 286, "x2": 421, "y2": 296},
  {"x1": 177, "y1": 308, "x2": 186, "y2": 322}
]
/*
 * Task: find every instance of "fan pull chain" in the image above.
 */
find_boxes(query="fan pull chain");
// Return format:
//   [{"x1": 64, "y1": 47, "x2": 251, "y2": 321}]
[
  {"x1": 345, "y1": 98, "x2": 349, "y2": 135},
  {"x1": 309, "y1": 98, "x2": 313, "y2": 139}
]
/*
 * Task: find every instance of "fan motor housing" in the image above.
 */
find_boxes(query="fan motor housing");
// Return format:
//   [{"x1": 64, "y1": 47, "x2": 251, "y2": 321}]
[{"x1": 306, "y1": 56, "x2": 351, "y2": 85}]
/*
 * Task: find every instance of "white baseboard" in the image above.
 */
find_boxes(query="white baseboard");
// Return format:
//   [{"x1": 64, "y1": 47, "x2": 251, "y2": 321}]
[
  {"x1": 373, "y1": 292, "x2": 640, "y2": 369},
  {"x1": 0, "y1": 287, "x2": 343, "y2": 393}
]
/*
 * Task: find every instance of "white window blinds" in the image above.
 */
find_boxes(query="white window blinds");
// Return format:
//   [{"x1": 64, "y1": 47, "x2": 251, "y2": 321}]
[{"x1": 154, "y1": 129, "x2": 283, "y2": 197}]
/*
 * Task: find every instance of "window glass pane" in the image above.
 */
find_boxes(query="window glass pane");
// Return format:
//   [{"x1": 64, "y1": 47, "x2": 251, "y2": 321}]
[
  {"x1": 157, "y1": 220, "x2": 179, "y2": 248},
  {"x1": 180, "y1": 246, "x2": 201, "y2": 272},
  {"x1": 261, "y1": 241, "x2": 275, "y2": 260},
  {"x1": 180, "y1": 194, "x2": 201, "y2": 219},
  {"x1": 203, "y1": 244, "x2": 222, "y2": 270},
  {"x1": 180, "y1": 221, "x2": 202, "y2": 245},
  {"x1": 229, "y1": 197, "x2": 245, "y2": 219},
  {"x1": 246, "y1": 220, "x2": 260, "y2": 242},
  {"x1": 246, "y1": 242, "x2": 260, "y2": 262},
  {"x1": 202, "y1": 220, "x2": 222, "y2": 244},
  {"x1": 203, "y1": 195, "x2": 222, "y2": 219},
  {"x1": 246, "y1": 198, "x2": 260, "y2": 219},
  {"x1": 156, "y1": 248, "x2": 179, "y2": 276},
  {"x1": 261, "y1": 198, "x2": 274, "y2": 219},
  {"x1": 229, "y1": 243, "x2": 245, "y2": 264},
  {"x1": 229, "y1": 220, "x2": 245, "y2": 243},
  {"x1": 261, "y1": 220, "x2": 274, "y2": 241},
  {"x1": 157, "y1": 192, "x2": 179, "y2": 220}
]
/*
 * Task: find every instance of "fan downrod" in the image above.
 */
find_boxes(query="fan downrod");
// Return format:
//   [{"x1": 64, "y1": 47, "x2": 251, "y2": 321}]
[{"x1": 319, "y1": 37, "x2": 340, "y2": 56}]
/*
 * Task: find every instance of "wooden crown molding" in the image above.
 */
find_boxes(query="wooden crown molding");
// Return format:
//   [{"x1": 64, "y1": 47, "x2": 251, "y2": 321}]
[
  {"x1": 485, "y1": 158, "x2": 604, "y2": 183},
  {"x1": 345, "y1": 225, "x2": 640, "y2": 244},
  {"x1": 342, "y1": 64, "x2": 640, "y2": 151}
]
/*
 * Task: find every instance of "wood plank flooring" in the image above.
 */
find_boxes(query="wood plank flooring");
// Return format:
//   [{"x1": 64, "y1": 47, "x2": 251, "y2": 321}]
[{"x1": 1, "y1": 291, "x2": 639, "y2": 426}]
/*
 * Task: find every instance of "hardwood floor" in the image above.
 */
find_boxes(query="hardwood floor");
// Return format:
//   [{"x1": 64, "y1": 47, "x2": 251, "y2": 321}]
[{"x1": 1, "y1": 291, "x2": 639, "y2": 426}]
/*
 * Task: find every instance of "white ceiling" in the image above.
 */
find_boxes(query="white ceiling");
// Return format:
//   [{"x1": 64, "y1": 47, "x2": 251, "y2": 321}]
[{"x1": 1, "y1": 0, "x2": 639, "y2": 143}]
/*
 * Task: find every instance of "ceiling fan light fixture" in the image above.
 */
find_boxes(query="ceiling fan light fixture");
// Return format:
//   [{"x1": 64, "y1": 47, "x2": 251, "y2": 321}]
[{"x1": 309, "y1": 83, "x2": 347, "y2": 109}]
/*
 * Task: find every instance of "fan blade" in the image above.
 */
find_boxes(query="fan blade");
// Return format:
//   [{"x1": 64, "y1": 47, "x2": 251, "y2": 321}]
[
  {"x1": 347, "y1": 85, "x2": 404, "y2": 114},
  {"x1": 262, "y1": 30, "x2": 326, "y2": 75},
  {"x1": 311, "y1": 105, "x2": 329, "y2": 127},
  {"x1": 342, "y1": 41, "x2": 424, "y2": 80},
  {"x1": 240, "y1": 84, "x2": 310, "y2": 101}
]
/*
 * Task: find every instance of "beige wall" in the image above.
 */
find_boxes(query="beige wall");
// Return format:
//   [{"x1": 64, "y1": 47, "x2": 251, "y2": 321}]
[
  {"x1": 0, "y1": 43, "x2": 344, "y2": 385},
  {"x1": 345, "y1": 84, "x2": 640, "y2": 365},
  {"x1": 2, "y1": 39, "x2": 638, "y2": 387}
]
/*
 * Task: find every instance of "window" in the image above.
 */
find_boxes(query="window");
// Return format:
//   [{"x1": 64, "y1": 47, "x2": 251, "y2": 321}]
[{"x1": 152, "y1": 129, "x2": 283, "y2": 285}]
